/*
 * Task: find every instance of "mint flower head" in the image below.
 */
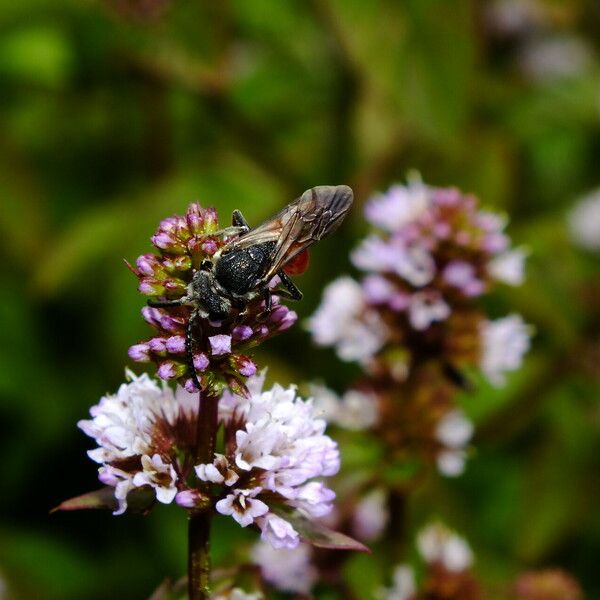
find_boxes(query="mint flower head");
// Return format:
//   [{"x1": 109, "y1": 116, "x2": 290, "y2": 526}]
[
  {"x1": 78, "y1": 371, "x2": 341, "y2": 548},
  {"x1": 309, "y1": 178, "x2": 530, "y2": 385},
  {"x1": 127, "y1": 203, "x2": 297, "y2": 394}
]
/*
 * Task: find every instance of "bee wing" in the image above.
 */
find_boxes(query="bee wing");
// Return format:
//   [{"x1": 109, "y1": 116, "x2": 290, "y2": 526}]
[{"x1": 233, "y1": 185, "x2": 353, "y2": 279}]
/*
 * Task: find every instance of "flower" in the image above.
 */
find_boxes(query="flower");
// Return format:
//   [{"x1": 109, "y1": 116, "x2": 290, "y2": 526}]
[
  {"x1": 78, "y1": 371, "x2": 199, "y2": 514},
  {"x1": 568, "y1": 189, "x2": 600, "y2": 251},
  {"x1": 377, "y1": 565, "x2": 416, "y2": 600},
  {"x1": 435, "y1": 409, "x2": 474, "y2": 477},
  {"x1": 215, "y1": 488, "x2": 269, "y2": 527},
  {"x1": 519, "y1": 36, "x2": 593, "y2": 82},
  {"x1": 417, "y1": 523, "x2": 473, "y2": 573},
  {"x1": 309, "y1": 179, "x2": 530, "y2": 385},
  {"x1": 252, "y1": 542, "x2": 317, "y2": 594},
  {"x1": 489, "y1": 249, "x2": 527, "y2": 285},
  {"x1": 128, "y1": 202, "x2": 297, "y2": 393},
  {"x1": 352, "y1": 488, "x2": 389, "y2": 542},
  {"x1": 211, "y1": 373, "x2": 340, "y2": 547},
  {"x1": 79, "y1": 372, "x2": 340, "y2": 535},
  {"x1": 310, "y1": 384, "x2": 380, "y2": 430},
  {"x1": 481, "y1": 314, "x2": 531, "y2": 386},
  {"x1": 307, "y1": 276, "x2": 387, "y2": 363}
]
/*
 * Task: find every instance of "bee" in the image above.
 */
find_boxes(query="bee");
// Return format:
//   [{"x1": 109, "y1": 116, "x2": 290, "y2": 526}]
[{"x1": 148, "y1": 185, "x2": 353, "y2": 389}]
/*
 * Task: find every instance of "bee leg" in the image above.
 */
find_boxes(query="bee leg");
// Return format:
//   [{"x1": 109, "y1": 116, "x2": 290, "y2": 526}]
[
  {"x1": 210, "y1": 225, "x2": 248, "y2": 238},
  {"x1": 276, "y1": 271, "x2": 303, "y2": 301},
  {"x1": 256, "y1": 289, "x2": 273, "y2": 322},
  {"x1": 147, "y1": 298, "x2": 185, "y2": 308},
  {"x1": 232, "y1": 209, "x2": 251, "y2": 232},
  {"x1": 186, "y1": 309, "x2": 202, "y2": 391}
]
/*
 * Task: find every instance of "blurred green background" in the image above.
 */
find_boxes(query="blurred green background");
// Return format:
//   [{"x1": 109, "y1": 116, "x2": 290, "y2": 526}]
[{"x1": 1, "y1": 0, "x2": 600, "y2": 598}]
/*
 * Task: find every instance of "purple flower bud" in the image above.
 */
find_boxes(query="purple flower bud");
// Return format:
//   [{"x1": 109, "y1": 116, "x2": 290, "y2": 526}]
[
  {"x1": 160, "y1": 314, "x2": 185, "y2": 334},
  {"x1": 183, "y1": 377, "x2": 200, "y2": 393},
  {"x1": 186, "y1": 203, "x2": 204, "y2": 234},
  {"x1": 433, "y1": 188, "x2": 461, "y2": 206},
  {"x1": 141, "y1": 306, "x2": 163, "y2": 327},
  {"x1": 157, "y1": 360, "x2": 185, "y2": 380},
  {"x1": 151, "y1": 232, "x2": 186, "y2": 254},
  {"x1": 209, "y1": 334, "x2": 232, "y2": 356},
  {"x1": 164, "y1": 279, "x2": 186, "y2": 293},
  {"x1": 166, "y1": 335, "x2": 186, "y2": 354},
  {"x1": 139, "y1": 279, "x2": 166, "y2": 296},
  {"x1": 148, "y1": 337, "x2": 168, "y2": 354},
  {"x1": 203, "y1": 207, "x2": 218, "y2": 232},
  {"x1": 269, "y1": 305, "x2": 288, "y2": 323},
  {"x1": 238, "y1": 357, "x2": 257, "y2": 377},
  {"x1": 136, "y1": 253, "x2": 161, "y2": 276},
  {"x1": 277, "y1": 310, "x2": 297, "y2": 332},
  {"x1": 157, "y1": 216, "x2": 180, "y2": 233},
  {"x1": 257, "y1": 324, "x2": 270, "y2": 337},
  {"x1": 128, "y1": 343, "x2": 151, "y2": 362},
  {"x1": 201, "y1": 239, "x2": 218, "y2": 255},
  {"x1": 176, "y1": 489, "x2": 206, "y2": 509},
  {"x1": 232, "y1": 325, "x2": 254, "y2": 342},
  {"x1": 193, "y1": 353, "x2": 210, "y2": 371}
]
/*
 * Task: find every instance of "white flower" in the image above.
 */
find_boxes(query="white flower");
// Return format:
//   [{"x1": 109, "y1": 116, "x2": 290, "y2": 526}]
[
  {"x1": 215, "y1": 488, "x2": 269, "y2": 527},
  {"x1": 408, "y1": 292, "x2": 450, "y2": 330},
  {"x1": 436, "y1": 450, "x2": 468, "y2": 477},
  {"x1": 489, "y1": 248, "x2": 527, "y2": 285},
  {"x1": 520, "y1": 36, "x2": 593, "y2": 82},
  {"x1": 481, "y1": 314, "x2": 531, "y2": 386},
  {"x1": 211, "y1": 374, "x2": 340, "y2": 547},
  {"x1": 365, "y1": 180, "x2": 429, "y2": 231},
  {"x1": 132, "y1": 454, "x2": 178, "y2": 504},
  {"x1": 484, "y1": 0, "x2": 544, "y2": 36},
  {"x1": 308, "y1": 276, "x2": 388, "y2": 363},
  {"x1": 252, "y1": 541, "x2": 317, "y2": 593},
  {"x1": 257, "y1": 513, "x2": 300, "y2": 549},
  {"x1": 352, "y1": 489, "x2": 389, "y2": 542},
  {"x1": 195, "y1": 454, "x2": 239, "y2": 486},
  {"x1": 417, "y1": 523, "x2": 473, "y2": 572},
  {"x1": 377, "y1": 564, "x2": 416, "y2": 600},
  {"x1": 352, "y1": 237, "x2": 435, "y2": 287},
  {"x1": 79, "y1": 371, "x2": 195, "y2": 464},
  {"x1": 79, "y1": 371, "x2": 196, "y2": 513},
  {"x1": 436, "y1": 410, "x2": 473, "y2": 449},
  {"x1": 310, "y1": 384, "x2": 379, "y2": 430},
  {"x1": 568, "y1": 189, "x2": 600, "y2": 251}
]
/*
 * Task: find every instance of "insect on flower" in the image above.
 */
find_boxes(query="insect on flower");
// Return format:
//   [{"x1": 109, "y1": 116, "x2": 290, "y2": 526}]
[{"x1": 148, "y1": 185, "x2": 353, "y2": 389}]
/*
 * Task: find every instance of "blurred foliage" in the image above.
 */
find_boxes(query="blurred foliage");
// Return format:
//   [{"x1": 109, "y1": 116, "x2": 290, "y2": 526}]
[{"x1": 1, "y1": 0, "x2": 600, "y2": 598}]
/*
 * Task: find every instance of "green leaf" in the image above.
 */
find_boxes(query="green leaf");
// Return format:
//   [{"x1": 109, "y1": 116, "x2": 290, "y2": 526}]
[
  {"x1": 270, "y1": 505, "x2": 370, "y2": 553},
  {"x1": 52, "y1": 486, "x2": 155, "y2": 514}
]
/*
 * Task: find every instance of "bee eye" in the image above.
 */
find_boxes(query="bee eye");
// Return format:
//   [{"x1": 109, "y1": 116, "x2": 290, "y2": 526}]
[{"x1": 200, "y1": 259, "x2": 213, "y2": 271}]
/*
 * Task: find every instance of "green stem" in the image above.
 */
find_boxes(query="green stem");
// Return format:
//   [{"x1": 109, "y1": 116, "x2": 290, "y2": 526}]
[{"x1": 188, "y1": 390, "x2": 220, "y2": 600}]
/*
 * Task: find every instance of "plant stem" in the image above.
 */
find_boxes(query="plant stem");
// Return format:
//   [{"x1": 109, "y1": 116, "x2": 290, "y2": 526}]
[{"x1": 188, "y1": 390, "x2": 220, "y2": 600}]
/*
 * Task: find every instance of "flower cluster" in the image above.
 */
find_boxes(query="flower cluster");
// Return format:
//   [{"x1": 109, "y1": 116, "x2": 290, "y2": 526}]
[
  {"x1": 208, "y1": 373, "x2": 339, "y2": 548},
  {"x1": 309, "y1": 179, "x2": 530, "y2": 386},
  {"x1": 380, "y1": 523, "x2": 480, "y2": 600},
  {"x1": 79, "y1": 372, "x2": 339, "y2": 548},
  {"x1": 306, "y1": 180, "x2": 531, "y2": 479},
  {"x1": 127, "y1": 203, "x2": 296, "y2": 393}
]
